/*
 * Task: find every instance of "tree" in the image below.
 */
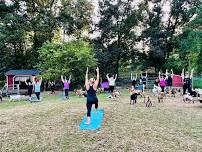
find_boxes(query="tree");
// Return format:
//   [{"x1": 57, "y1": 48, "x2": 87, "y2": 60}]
[
  {"x1": 94, "y1": 0, "x2": 143, "y2": 75},
  {"x1": 177, "y1": 4, "x2": 202, "y2": 74},
  {"x1": 37, "y1": 40, "x2": 97, "y2": 84},
  {"x1": 0, "y1": 1, "x2": 30, "y2": 74}
]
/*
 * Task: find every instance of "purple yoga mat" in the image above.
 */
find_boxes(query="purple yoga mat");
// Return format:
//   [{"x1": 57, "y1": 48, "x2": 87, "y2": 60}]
[{"x1": 101, "y1": 82, "x2": 109, "y2": 88}]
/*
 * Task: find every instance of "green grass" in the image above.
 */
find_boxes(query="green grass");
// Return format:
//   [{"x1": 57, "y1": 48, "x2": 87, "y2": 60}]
[{"x1": 0, "y1": 90, "x2": 202, "y2": 152}]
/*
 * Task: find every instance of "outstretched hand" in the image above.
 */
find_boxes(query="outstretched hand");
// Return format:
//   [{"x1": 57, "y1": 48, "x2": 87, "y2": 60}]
[
  {"x1": 86, "y1": 67, "x2": 89, "y2": 73},
  {"x1": 96, "y1": 67, "x2": 99, "y2": 72}
]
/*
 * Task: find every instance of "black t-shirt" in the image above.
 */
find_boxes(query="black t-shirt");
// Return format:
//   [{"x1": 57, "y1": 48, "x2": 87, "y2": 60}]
[
  {"x1": 132, "y1": 80, "x2": 136, "y2": 87},
  {"x1": 142, "y1": 77, "x2": 147, "y2": 82},
  {"x1": 154, "y1": 81, "x2": 159, "y2": 86},
  {"x1": 184, "y1": 78, "x2": 191, "y2": 86},
  {"x1": 167, "y1": 76, "x2": 172, "y2": 86},
  {"x1": 27, "y1": 85, "x2": 33, "y2": 92}
]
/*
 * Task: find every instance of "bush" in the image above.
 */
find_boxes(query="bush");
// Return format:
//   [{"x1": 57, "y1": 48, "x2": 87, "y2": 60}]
[{"x1": 37, "y1": 40, "x2": 97, "y2": 86}]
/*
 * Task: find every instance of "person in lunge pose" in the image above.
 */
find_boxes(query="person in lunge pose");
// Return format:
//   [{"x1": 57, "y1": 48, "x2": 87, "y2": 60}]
[{"x1": 85, "y1": 67, "x2": 99, "y2": 125}]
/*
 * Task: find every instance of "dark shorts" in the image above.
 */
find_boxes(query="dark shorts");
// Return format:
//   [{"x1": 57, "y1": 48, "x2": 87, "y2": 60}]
[
  {"x1": 28, "y1": 90, "x2": 32, "y2": 97},
  {"x1": 109, "y1": 86, "x2": 115, "y2": 93},
  {"x1": 131, "y1": 93, "x2": 137, "y2": 100},
  {"x1": 160, "y1": 86, "x2": 165, "y2": 92},
  {"x1": 87, "y1": 96, "x2": 98, "y2": 103}
]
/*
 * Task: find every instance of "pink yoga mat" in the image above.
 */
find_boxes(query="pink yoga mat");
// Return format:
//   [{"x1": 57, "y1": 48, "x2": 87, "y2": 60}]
[
  {"x1": 173, "y1": 75, "x2": 183, "y2": 87},
  {"x1": 101, "y1": 82, "x2": 109, "y2": 88}
]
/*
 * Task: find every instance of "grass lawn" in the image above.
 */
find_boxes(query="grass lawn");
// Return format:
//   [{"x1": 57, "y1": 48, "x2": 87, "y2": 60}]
[{"x1": 0, "y1": 90, "x2": 202, "y2": 152}]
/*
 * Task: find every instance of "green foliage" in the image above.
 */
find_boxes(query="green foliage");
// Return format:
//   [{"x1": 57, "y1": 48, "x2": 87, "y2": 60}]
[
  {"x1": 37, "y1": 40, "x2": 97, "y2": 82},
  {"x1": 163, "y1": 54, "x2": 185, "y2": 74},
  {"x1": 177, "y1": 5, "x2": 202, "y2": 74},
  {"x1": 96, "y1": 0, "x2": 143, "y2": 75}
]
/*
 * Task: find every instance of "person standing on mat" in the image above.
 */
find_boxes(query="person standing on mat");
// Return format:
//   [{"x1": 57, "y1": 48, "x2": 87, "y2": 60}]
[
  {"x1": 159, "y1": 72, "x2": 166, "y2": 95},
  {"x1": 131, "y1": 73, "x2": 137, "y2": 89},
  {"x1": 140, "y1": 71, "x2": 147, "y2": 92},
  {"x1": 182, "y1": 68, "x2": 194, "y2": 95},
  {"x1": 61, "y1": 75, "x2": 71, "y2": 99},
  {"x1": 49, "y1": 81, "x2": 55, "y2": 94},
  {"x1": 166, "y1": 69, "x2": 173, "y2": 96},
  {"x1": 85, "y1": 67, "x2": 99, "y2": 125},
  {"x1": 33, "y1": 76, "x2": 42, "y2": 101},
  {"x1": 106, "y1": 73, "x2": 117, "y2": 98},
  {"x1": 25, "y1": 80, "x2": 33, "y2": 101}
]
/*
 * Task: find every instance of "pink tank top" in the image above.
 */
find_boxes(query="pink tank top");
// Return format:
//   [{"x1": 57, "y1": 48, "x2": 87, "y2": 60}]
[
  {"x1": 64, "y1": 82, "x2": 70, "y2": 89},
  {"x1": 160, "y1": 79, "x2": 165, "y2": 86}
]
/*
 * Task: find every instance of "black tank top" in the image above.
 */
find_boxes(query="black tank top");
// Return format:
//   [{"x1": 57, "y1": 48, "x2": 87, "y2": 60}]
[
  {"x1": 87, "y1": 86, "x2": 96, "y2": 97},
  {"x1": 184, "y1": 78, "x2": 191, "y2": 86},
  {"x1": 132, "y1": 80, "x2": 136, "y2": 86}
]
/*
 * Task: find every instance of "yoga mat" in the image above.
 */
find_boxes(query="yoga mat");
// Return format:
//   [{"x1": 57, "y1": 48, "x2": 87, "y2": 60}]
[
  {"x1": 80, "y1": 109, "x2": 104, "y2": 130},
  {"x1": 101, "y1": 82, "x2": 109, "y2": 89},
  {"x1": 135, "y1": 85, "x2": 143, "y2": 90},
  {"x1": 173, "y1": 75, "x2": 183, "y2": 87},
  {"x1": 29, "y1": 96, "x2": 42, "y2": 102}
]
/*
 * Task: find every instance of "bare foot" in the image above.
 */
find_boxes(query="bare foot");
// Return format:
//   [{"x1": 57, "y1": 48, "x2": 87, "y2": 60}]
[{"x1": 85, "y1": 121, "x2": 90, "y2": 125}]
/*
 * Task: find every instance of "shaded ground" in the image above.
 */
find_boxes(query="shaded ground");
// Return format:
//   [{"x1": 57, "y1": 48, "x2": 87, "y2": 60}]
[{"x1": 0, "y1": 90, "x2": 202, "y2": 152}]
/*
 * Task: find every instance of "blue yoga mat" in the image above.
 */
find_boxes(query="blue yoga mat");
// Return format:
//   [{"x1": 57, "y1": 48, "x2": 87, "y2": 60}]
[
  {"x1": 135, "y1": 85, "x2": 143, "y2": 90},
  {"x1": 80, "y1": 109, "x2": 104, "y2": 130}
]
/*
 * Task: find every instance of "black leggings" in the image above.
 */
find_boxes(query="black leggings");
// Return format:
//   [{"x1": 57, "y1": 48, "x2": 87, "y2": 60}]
[
  {"x1": 51, "y1": 87, "x2": 55, "y2": 93},
  {"x1": 64, "y1": 89, "x2": 69, "y2": 97},
  {"x1": 109, "y1": 86, "x2": 114, "y2": 93},
  {"x1": 86, "y1": 101, "x2": 98, "y2": 117},
  {"x1": 28, "y1": 90, "x2": 32, "y2": 97},
  {"x1": 160, "y1": 86, "x2": 165, "y2": 92},
  {"x1": 183, "y1": 85, "x2": 192, "y2": 95},
  {"x1": 35, "y1": 92, "x2": 40, "y2": 100}
]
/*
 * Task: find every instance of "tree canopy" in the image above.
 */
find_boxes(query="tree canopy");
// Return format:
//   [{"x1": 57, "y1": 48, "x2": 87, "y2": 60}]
[{"x1": 0, "y1": 0, "x2": 201, "y2": 82}]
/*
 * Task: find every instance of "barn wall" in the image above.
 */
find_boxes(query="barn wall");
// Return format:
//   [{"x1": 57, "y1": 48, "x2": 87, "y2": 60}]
[{"x1": 7, "y1": 75, "x2": 14, "y2": 89}]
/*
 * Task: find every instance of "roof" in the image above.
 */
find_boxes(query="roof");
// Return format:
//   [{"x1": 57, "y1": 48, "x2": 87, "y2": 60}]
[{"x1": 6, "y1": 69, "x2": 41, "y2": 76}]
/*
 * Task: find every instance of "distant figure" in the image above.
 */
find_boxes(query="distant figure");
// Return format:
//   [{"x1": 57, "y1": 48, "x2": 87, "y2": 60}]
[
  {"x1": 131, "y1": 73, "x2": 137, "y2": 89},
  {"x1": 25, "y1": 80, "x2": 33, "y2": 100},
  {"x1": 166, "y1": 69, "x2": 173, "y2": 96},
  {"x1": 159, "y1": 72, "x2": 166, "y2": 94},
  {"x1": 106, "y1": 73, "x2": 117, "y2": 98},
  {"x1": 140, "y1": 71, "x2": 147, "y2": 91},
  {"x1": 33, "y1": 76, "x2": 42, "y2": 100},
  {"x1": 153, "y1": 77, "x2": 160, "y2": 96},
  {"x1": 61, "y1": 75, "x2": 71, "y2": 99},
  {"x1": 49, "y1": 81, "x2": 55, "y2": 94},
  {"x1": 182, "y1": 68, "x2": 194, "y2": 95}
]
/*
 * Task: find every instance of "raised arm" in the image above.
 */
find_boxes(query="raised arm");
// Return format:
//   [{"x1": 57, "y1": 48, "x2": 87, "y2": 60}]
[
  {"x1": 61, "y1": 75, "x2": 64, "y2": 83},
  {"x1": 39, "y1": 77, "x2": 42, "y2": 85},
  {"x1": 114, "y1": 74, "x2": 118, "y2": 80},
  {"x1": 85, "y1": 68, "x2": 89, "y2": 90},
  {"x1": 24, "y1": 80, "x2": 28, "y2": 85},
  {"x1": 166, "y1": 69, "x2": 168, "y2": 79},
  {"x1": 171, "y1": 69, "x2": 173, "y2": 78},
  {"x1": 190, "y1": 68, "x2": 194, "y2": 79},
  {"x1": 68, "y1": 75, "x2": 72, "y2": 83},
  {"x1": 146, "y1": 71, "x2": 148, "y2": 77},
  {"x1": 106, "y1": 74, "x2": 110, "y2": 81},
  {"x1": 158, "y1": 71, "x2": 161, "y2": 79},
  {"x1": 181, "y1": 69, "x2": 184, "y2": 80},
  {"x1": 32, "y1": 76, "x2": 35, "y2": 85},
  {"x1": 94, "y1": 67, "x2": 99, "y2": 89},
  {"x1": 131, "y1": 73, "x2": 133, "y2": 81},
  {"x1": 141, "y1": 71, "x2": 143, "y2": 77}
]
